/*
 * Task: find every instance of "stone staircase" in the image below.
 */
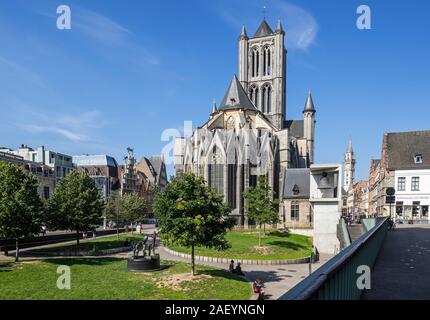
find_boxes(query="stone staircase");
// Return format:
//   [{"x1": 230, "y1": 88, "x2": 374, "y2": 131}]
[{"x1": 347, "y1": 224, "x2": 365, "y2": 243}]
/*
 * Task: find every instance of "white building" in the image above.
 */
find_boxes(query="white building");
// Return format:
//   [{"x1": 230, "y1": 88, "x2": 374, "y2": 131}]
[
  {"x1": 1, "y1": 145, "x2": 74, "y2": 183},
  {"x1": 310, "y1": 164, "x2": 342, "y2": 255},
  {"x1": 382, "y1": 131, "x2": 430, "y2": 223}
]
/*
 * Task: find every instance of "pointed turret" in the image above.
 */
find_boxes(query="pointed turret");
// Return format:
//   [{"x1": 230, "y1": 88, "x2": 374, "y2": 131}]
[
  {"x1": 253, "y1": 18, "x2": 274, "y2": 38},
  {"x1": 347, "y1": 138, "x2": 354, "y2": 153},
  {"x1": 276, "y1": 19, "x2": 284, "y2": 34},
  {"x1": 219, "y1": 75, "x2": 256, "y2": 111},
  {"x1": 303, "y1": 90, "x2": 316, "y2": 113},
  {"x1": 211, "y1": 99, "x2": 218, "y2": 114},
  {"x1": 239, "y1": 25, "x2": 248, "y2": 40}
]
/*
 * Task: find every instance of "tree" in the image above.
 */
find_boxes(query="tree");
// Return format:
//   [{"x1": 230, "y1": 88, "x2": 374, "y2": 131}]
[
  {"x1": 121, "y1": 192, "x2": 148, "y2": 230},
  {"x1": 154, "y1": 173, "x2": 235, "y2": 275},
  {"x1": 0, "y1": 162, "x2": 44, "y2": 262},
  {"x1": 242, "y1": 175, "x2": 280, "y2": 247},
  {"x1": 105, "y1": 191, "x2": 122, "y2": 239},
  {"x1": 106, "y1": 192, "x2": 147, "y2": 239},
  {"x1": 47, "y1": 171, "x2": 104, "y2": 246}
]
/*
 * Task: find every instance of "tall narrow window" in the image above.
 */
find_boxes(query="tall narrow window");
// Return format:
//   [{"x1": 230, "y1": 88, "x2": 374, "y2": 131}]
[
  {"x1": 267, "y1": 85, "x2": 271, "y2": 113},
  {"x1": 263, "y1": 47, "x2": 271, "y2": 76},
  {"x1": 411, "y1": 177, "x2": 420, "y2": 191},
  {"x1": 251, "y1": 51, "x2": 255, "y2": 78},
  {"x1": 256, "y1": 50, "x2": 259, "y2": 77},
  {"x1": 291, "y1": 202, "x2": 300, "y2": 221},
  {"x1": 397, "y1": 177, "x2": 406, "y2": 191},
  {"x1": 228, "y1": 164, "x2": 237, "y2": 209},
  {"x1": 208, "y1": 146, "x2": 224, "y2": 196},
  {"x1": 262, "y1": 86, "x2": 267, "y2": 113},
  {"x1": 267, "y1": 48, "x2": 271, "y2": 75}
]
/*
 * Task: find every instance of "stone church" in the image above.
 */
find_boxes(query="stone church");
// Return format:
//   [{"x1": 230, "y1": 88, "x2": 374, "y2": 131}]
[{"x1": 174, "y1": 19, "x2": 317, "y2": 226}]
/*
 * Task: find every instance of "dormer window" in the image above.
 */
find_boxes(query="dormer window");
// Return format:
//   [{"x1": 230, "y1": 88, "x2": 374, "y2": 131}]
[
  {"x1": 292, "y1": 184, "x2": 300, "y2": 195},
  {"x1": 415, "y1": 154, "x2": 423, "y2": 164}
]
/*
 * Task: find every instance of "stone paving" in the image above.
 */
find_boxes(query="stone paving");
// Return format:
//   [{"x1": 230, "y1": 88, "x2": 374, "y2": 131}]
[{"x1": 362, "y1": 224, "x2": 430, "y2": 300}]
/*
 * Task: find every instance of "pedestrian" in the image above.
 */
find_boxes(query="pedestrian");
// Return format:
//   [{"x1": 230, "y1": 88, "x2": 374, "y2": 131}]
[
  {"x1": 234, "y1": 263, "x2": 244, "y2": 276},
  {"x1": 229, "y1": 260, "x2": 235, "y2": 273}
]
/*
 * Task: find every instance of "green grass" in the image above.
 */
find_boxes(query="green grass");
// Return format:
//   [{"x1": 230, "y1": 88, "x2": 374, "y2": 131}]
[
  {"x1": 33, "y1": 234, "x2": 144, "y2": 253},
  {"x1": 168, "y1": 230, "x2": 313, "y2": 260},
  {"x1": 0, "y1": 258, "x2": 251, "y2": 300}
]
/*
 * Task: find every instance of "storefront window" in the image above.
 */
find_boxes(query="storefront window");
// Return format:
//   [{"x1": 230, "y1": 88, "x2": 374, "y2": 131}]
[
  {"x1": 412, "y1": 201, "x2": 421, "y2": 217},
  {"x1": 422, "y1": 206, "x2": 429, "y2": 217},
  {"x1": 396, "y1": 202, "x2": 403, "y2": 216}
]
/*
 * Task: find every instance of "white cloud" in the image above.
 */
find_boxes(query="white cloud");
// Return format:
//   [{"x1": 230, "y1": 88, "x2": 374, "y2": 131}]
[
  {"x1": 215, "y1": 0, "x2": 318, "y2": 50},
  {"x1": 21, "y1": 111, "x2": 106, "y2": 143}
]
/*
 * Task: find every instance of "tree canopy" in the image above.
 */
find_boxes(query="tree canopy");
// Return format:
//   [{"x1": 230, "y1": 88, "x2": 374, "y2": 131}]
[
  {"x1": 47, "y1": 171, "x2": 104, "y2": 245},
  {"x1": 0, "y1": 161, "x2": 44, "y2": 261},
  {"x1": 242, "y1": 175, "x2": 280, "y2": 246},
  {"x1": 154, "y1": 173, "x2": 234, "y2": 275}
]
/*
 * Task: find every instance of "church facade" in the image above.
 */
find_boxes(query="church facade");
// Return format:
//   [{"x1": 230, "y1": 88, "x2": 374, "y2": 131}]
[{"x1": 174, "y1": 19, "x2": 317, "y2": 226}]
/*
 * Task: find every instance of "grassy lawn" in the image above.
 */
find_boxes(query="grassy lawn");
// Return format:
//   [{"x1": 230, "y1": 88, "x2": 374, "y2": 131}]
[
  {"x1": 0, "y1": 258, "x2": 251, "y2": 300},
  {"x1": 168, "y1": 230, "x2": 313, "y2": 260},
  {"x1": 32, "y1": 234, "x2": 144, "y2": 253}
]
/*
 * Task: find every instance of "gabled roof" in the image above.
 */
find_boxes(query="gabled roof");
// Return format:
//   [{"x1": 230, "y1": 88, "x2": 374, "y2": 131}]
[
  {"x1": 219, "y1": 75, "x2": 257, "y2": 111},
  {"x1": 385, "y1": 130, "x2": 430, "y2": 170},
  {"x1": 284, "y1": 120, "x2": 304, "y2": 138},
  {"x1": 283, "y1": 168, "x2": 311, "y2": 199},
  {"x1": 253, "y1": 19, "x2": 274, "y2": 38}
]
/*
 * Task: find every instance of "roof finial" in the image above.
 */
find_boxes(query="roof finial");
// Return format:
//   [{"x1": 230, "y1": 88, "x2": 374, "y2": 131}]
[
  {"x1": 211, "y1": 98, "x2": 217, "y2": 114},
  {"x1": 263, "y1": 5, "x2": 267, "y2": 19}
]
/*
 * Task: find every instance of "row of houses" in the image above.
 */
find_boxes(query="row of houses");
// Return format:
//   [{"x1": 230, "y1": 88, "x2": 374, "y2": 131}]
[
  {"x1": 344, "y1": 130, "x2": 430, "y2": 223},
  {"x1": 0, "y1": 145, "x2": 167, "y2": 217}
]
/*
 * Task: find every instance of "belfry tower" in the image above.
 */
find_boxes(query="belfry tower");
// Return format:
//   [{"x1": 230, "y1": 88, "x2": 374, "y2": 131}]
[{"x1": 238, "y1": 19, "x2": 287, "y2": 130}]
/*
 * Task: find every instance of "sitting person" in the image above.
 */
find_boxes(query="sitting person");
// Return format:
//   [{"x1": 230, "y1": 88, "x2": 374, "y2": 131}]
[
  {"x1": 234, "y1": 262, "x2": 245, "y2": 276},
  {"x1": 229, "y1": 260, "x2": 235, "y2": 273},
  {"x1": 253, "y1": 279, "x2": 265, "y2": 299}
]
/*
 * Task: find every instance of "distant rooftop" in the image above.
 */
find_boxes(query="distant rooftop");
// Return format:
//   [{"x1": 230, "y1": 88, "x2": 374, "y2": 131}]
[{"x1": 73, "y1": 155, "x2": 118, "y2": 167}]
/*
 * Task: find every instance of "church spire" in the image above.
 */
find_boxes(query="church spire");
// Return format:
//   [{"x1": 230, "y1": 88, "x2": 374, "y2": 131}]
[
  {"x1": 211, "y1": 98, "x2": 218, "y2": 114},
  {"x1": 303, "y1": 90, "x2": 316, "y2": 113},
  {"x1": 239, "y1": 25, "x2": 248, "y2": 40},
  {"x1": 276, "y1": 19, "x2": 284, "y2": 34}
]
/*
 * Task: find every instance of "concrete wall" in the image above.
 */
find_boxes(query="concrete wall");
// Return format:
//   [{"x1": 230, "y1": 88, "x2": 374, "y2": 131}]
[{"x1": 313, "y1": 202, "x2": 341, "y2": 254}]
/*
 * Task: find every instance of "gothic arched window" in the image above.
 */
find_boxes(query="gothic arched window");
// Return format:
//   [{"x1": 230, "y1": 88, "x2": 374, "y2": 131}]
[
  {"x1": 208, "y1": 146, "x2": 224, "y2": 196},
  {"x1": 249, "y1": 85, "x2": 259, "y2": 109},
  {"x1": 262, "y1": 83, "x2": 272, "y2": 114},
  {"x1": 263, "y1": 46, "x2": 271, "y2": 76},
  {"x1": 251, "y1": 47, "x2": 260, "y2": 78}
]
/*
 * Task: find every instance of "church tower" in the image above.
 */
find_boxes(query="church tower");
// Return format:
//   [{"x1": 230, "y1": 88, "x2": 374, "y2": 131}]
[
  {"x1": 303, "y1": 90, "x2": 316, "y2": 164},
  {"x1": 343, "y1": 139, "x2": 356, "y2": 192},
  {"x1": 238, "y1": 19, "x2": 287, "y2": 130}
]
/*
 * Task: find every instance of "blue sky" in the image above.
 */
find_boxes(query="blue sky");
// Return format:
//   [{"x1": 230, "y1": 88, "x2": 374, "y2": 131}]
[{"x1": 0, "y1": 0, "x2": 429, "y2": 180}]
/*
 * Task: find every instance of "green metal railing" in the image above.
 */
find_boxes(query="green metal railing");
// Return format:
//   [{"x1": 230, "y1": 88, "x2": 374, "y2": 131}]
[{"x1": 279, "y1": 217, "x2": 389, "y2": 300}]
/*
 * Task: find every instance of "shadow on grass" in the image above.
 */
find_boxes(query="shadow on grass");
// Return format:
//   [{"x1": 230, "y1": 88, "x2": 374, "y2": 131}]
[
  {"x1": 43, "y1": 257, "x2": 125, "y2": 267},
  {"x1": 266, "y1": 240, "x2": 309, "y2": 252},
  {"x1": 198, "y1": 269, "x2": 249, "y2": 284},
  {"x1": 0, "y1": 262, "x2": 13, "y2": 272}
]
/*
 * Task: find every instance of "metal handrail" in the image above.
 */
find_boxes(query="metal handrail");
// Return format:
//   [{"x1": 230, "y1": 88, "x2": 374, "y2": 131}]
[{"x1": 279, "y1": 217, "x2": 389, "y2": 300}]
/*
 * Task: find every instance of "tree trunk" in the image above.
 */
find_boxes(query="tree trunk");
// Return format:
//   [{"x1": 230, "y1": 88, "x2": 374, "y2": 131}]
[
  {"x1": 14, "y1": 238, "x2": 19, "y2": 262},
  {"x1": 3, "y1": 238, "x2": 8, "y2": 256},
  {"x1": 117, "y1": 225, "x2": 120, "y2": 240},
  {"x1": 76, "y1": 229, "x2": 80, "y2": 246},
  {"x1": 191, "y1": 243, "x2": 196, "y2": 276},
  {"x1": 259, "y1": 224, "x2": 262, "y2": 247}
]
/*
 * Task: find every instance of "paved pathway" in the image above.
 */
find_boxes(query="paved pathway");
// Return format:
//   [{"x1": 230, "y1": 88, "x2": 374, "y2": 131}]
[{"x1": 362, "y1": 224, "x2": 430, "y2": 300}]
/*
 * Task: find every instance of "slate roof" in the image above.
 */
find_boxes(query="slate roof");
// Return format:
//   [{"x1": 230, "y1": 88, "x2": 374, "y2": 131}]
[
  {"x1": 253, "y1": 19, "x2": 274, "y2": 38},
  {"x1": 73, "y1": 155, "x2": 118, "y2": 167},
  {"x1": 385, "y1": 130, "x2": 430, "y2": 170},
  {"x1": 303, "y1": 91, "x2": 316, "y2": 113},
  {"x1": 283, "y1": 168, "x2": 310, "y2": 199},
  {"x1": 219, "y1": 75, "x2": 257, "y2": 111},
  {"x1": 284, "y1": 120, "x2": 304, "y2": 138}
]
